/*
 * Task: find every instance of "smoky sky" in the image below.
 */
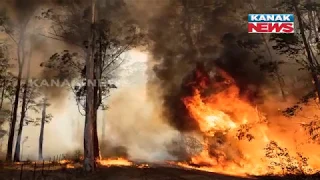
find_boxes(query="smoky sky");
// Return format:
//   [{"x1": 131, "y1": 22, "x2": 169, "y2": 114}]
[
  {"x1": 146, "y1": 0, "x2": 267, "y2": 132},
  {"x1": 3, "y1": 0, "x2": 268, "y2": 132}
]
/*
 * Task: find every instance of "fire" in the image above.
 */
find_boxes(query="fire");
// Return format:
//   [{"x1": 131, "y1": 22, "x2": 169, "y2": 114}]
[
  {"x1": 177, "y1": 68, "x2": 320, "y2": 176},
  {"x1": 66, "y1": 164, "x2": 75, "y2": 169},
  {"x1": 97, "y1": 157, "x2": 133, "y2": 167},
  {"x1": 137, "y1": 164, "x2": 149, "y2": 168},
  {"x1": 59, "y1": 160, "x2": 71, "y2": 164}
]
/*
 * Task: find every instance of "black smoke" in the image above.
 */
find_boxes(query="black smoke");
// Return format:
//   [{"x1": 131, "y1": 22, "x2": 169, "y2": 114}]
[{"x1": 146, "y1": 0, "x2": 267, "y2": 132}]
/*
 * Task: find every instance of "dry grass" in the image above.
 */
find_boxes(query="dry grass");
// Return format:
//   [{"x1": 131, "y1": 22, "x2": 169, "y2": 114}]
[
  {"x1": 0, "y1": 162, "x2": 253, "y2": 180},
  {"x1": 0, "y1": 162, "x2": 319, "y2": 180}
]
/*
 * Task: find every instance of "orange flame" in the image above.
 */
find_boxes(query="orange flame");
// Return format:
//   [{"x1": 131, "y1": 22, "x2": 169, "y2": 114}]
[
  {"x1": 97, "y1": 157, "x2": 133, "y2": 167},
  {"x1": 177, "y1": 69, "x2": 320, "y2": 176}
]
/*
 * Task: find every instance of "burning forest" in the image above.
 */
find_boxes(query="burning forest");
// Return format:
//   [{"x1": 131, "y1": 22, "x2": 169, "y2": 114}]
[{"x1": 1, "y1": 0, "x2": 320, "y2": 179}]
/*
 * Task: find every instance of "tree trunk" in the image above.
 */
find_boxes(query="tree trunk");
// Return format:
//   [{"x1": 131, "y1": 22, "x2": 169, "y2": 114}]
[
  {"x1": 293, "y1": 0, "x2": 320, "y2": 98},
  {"x1": 5, "y1": 20, "x2": 29, "y2": 162},
  {"x1": 92, "y1": 34, "x2": 103, "y2": 160},
  {"x1": 93, "y1": 82, "x2": 99, "y2": 160},
  {"x1": 101, "y1": 112, "x2": 105, "y2": 141},
  {"x1": 6, "y1": 68, "x2": 22, "y2": 161},
  {"x1": 0, "y1": 79, "x2": 6, "y2": 110},
  {"x1": 13, "y1": 47, "x2": 32, "y2": 162},
  {"x1": 38, "y1": 98, "x2": 47, "y2": 160},
  {"x1": 83, "y1": 0, "x2": 96, "y2": 172},
  {"x1": 93, "y1": 107, "x2": 99, "y2": 160},
  {"x1": 308, "y1": 0, "x2": 320, "y2": 41},
  {"x1": 13, "y1": 80, "x2": 28, "y2": 162}
]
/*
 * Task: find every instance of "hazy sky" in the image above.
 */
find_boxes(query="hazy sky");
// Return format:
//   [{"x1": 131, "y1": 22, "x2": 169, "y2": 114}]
[{"x1": 18, "y1": 50, "x2": 151, "y2": 160}]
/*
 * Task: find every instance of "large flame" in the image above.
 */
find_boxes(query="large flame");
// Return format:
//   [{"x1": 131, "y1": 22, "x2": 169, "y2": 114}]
[{"x1": 178, "y1": 68, "x2": 320, "y2": 176}]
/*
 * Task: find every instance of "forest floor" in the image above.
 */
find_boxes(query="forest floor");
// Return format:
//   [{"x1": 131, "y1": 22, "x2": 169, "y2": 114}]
[{"x1": 0, "y1": 162, "x2": 319, "y2": 180}]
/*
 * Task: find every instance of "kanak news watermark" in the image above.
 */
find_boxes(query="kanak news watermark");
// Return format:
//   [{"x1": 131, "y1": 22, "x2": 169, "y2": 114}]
[
  {"x1": 248, "y1": 14, "x2": 294, "y2": 33},
  {"x1": 27, "y1": 78, "x2": 111, "y2": 88}
]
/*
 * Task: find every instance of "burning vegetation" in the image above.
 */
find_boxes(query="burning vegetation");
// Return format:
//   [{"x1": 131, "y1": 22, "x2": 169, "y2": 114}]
[{"x1": 165, "y1": 65, "x2": 320, "y2": 176}]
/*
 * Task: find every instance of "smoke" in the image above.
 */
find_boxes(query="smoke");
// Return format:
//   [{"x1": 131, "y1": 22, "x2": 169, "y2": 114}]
[
  {"x1": 143, "y1": 0, "x2": 269, "y2": 132},
  {"x1": 102, "y1": 86, "x2": 179, "y2": 162},
  {"x1": 0, "y1": 0, "x2": 314, "y2": 165}
]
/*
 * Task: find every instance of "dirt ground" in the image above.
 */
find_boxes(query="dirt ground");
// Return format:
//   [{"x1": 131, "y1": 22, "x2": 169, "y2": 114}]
[{"x1": 0, "y1": 163, "x2": 318, "y2": 180}]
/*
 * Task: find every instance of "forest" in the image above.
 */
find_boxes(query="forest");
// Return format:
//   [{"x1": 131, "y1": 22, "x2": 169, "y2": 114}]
[{"x1": 0, "y1": 0, "x2": 320, "y2": 179}]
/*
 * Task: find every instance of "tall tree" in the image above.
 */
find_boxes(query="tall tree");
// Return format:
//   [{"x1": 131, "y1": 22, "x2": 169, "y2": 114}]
[
  {"x1": 13, "y1": 48, "x2": 32, "y2": 162},
  {"x1": 40, "y1": 0, "x2": 144, "y2": 163},
  {"x1": 83, "y1": 0, "x2": 96, "y2": 171},
  {"x1": 0, "y1": 0, "x2": 39, "y2": 161},
  {"x1": 37, "y1": 97, "x2": 52, "y2": 160},
  {"x1": 292, "y1": 0, "x2": 320, "y2": 98}
]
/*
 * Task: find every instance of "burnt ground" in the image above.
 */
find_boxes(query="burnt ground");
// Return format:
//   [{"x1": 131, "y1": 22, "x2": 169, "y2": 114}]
[{"x1": 0, "y1": 163, "x2": 319, "y2": 180}]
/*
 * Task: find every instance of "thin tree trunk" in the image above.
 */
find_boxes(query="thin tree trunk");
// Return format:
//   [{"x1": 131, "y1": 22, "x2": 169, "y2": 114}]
[
  {"x1": 13, "y1": 47, "x2": 32, "y2": 162},
  {"x1": 6, "y1": 63, "x2": 23, "y2": 162},
  {"x1": 83, "y1": 0, "x2": 96, "y2": 172},
  {"x1": 38, "y1": 98, "x2": 47, "y2": 160},
  {"x1": 248, "y1": 3, "x2": 286, "y2": 100},
  {"x1": 293, "y1": 0, "x2": 320, "y2": 98},
  {"x1": 0, "y1": 79, "x2": 6, "y2": 110},
  {"x1": 13, "y1": 82, "x2": 27, "y2": 162},
  {"x1": 101, "y1": 111, "x2": 105, "y2": 142},
  {"x1": 5, "y1": 21, "x2": 29, "y2": 162},
  {"x1": 308, "y1": 0, "x2": 320, "y2": 41}
]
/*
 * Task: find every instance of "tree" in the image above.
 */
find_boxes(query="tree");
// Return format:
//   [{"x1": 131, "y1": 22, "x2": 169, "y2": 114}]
[
  {"x1": 83, "y1": 0, "x2": 96, "y2": 171},
  {"x1": 13, "y1": 47, "x2": 33, "y2": 162},
  {"x1": 36, "y1": 97, "x2": 52, "y2": 160},
  {"x1": 0, "y1": 41, "x2": 14, "y2": 144},
  {"x1": 292, "y1": 0, "x2": 320, "y2": 98},
  {"x1": 0, "y1": 1, "x2": 38, "y2": 161},
  {"x1": 270, "y1": 0, "x2": 320, "y2": 101},
  {"x1": 40, "y1": 0, "x2": 144, "y2": 167}
]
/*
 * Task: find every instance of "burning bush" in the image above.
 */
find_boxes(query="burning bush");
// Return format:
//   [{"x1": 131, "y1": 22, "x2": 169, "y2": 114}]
[{"x1": 169, "y1": 64, "x2": 320, "y2": 176}]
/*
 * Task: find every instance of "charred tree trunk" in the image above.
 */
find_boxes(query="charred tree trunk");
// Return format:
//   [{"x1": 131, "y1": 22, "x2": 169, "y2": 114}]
[
  {"x1": 13, "y1": 82, "x2": 28, "y2": 162},
  {"x1": 38, "y1": 98, "x2": 47, "y2": 160},
  {"x1": 307, "y1": 0, "x2": 320, "y2": 42},
  {"x1": 92, "y1": 69, "x2": 98, "y2": 161},
  {"x1": 13, "y1": 48, "x2": 32, "y2": 162},
  {"x1": 5, "y1": 17, "x2": 30, "y2": 162},
  {"x1": 93, "y1": 81, "x2": 99, "y2": 160},
  {"x1": 293, "y1": 0, "x2": 320, "y2": 98},
  {"x1": 93, "y1": 104, "x2": 99, "y2": 160},
  {"x1": 83, "y1": 0, "x2": 96, "y2": 172},
  {"x1": 6, "y1": 46, "x2": 24, "y2": 161},
  {"x1": 92, "y1": 34, "x2": 104, "y2": 160}
]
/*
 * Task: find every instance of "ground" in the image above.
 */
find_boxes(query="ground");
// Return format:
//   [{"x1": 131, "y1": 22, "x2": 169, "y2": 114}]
[{"x1": 0, "y1": 162, "x2": 318, "y2": 180}]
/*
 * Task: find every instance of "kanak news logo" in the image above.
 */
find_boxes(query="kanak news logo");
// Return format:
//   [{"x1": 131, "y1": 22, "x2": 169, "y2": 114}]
[{"x1": 248, "y1": 14, "x2": 294, "y2": 33}]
